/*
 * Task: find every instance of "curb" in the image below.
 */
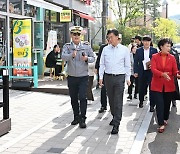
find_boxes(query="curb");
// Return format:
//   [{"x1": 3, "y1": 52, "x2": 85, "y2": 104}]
[{"x1": 129, "y1": 103, "x2": 153, "y2": 154}]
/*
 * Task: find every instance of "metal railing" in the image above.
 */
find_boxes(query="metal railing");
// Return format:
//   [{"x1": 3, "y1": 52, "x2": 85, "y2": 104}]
[{"x1": 0, "y1": 64, "x2": 38, "y2": 88}]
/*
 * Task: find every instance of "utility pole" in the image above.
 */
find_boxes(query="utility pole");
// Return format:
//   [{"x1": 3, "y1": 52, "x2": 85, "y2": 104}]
[
  {"x1": 102, "y1": 0, "x2": 107, "y2": 44},
  {"x1": 143, "y1": 0, "x2": 146, "y2": 27}
]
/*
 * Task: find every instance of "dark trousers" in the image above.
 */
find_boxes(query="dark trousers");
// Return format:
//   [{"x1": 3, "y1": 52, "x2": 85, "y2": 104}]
[
  {"x1": 152, "y1": 91, "x2": 172, "y2": 125},
  {"x1": 101, "y1": 79, "x2": 107, "y2": 108},
  {"x1": 138, "y1": 71, "x2": 154, "y2": 107},
  {"x1": 55, "y1": 65, "x2": 62, "y2": 76},
  {"x1": 128, "y1": 75, "x2": 138, "y2": 95},
  {"x1": 67, "y1": 76, "x2": 88, "y2": 119},
  {"x1": 87, "y1": 76, "x2": 94, "y2": 101},
  {"x1": 105, "y1": 74, "x2": 125, "y2": 126}
]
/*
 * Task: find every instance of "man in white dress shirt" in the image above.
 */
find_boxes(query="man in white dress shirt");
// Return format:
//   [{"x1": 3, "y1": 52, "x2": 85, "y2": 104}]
[{"x1": 99, "y1": 29, "x2": 131, "y2": 134}]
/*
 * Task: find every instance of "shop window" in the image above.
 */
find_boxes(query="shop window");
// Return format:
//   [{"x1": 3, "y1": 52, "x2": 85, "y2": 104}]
[
  {"x1": 9, "y1": 0, "x2": 22, "y2": 15},
  {"x1": 80, "y1": 18, "x2": 84, "y2": 27},
  {"x1": 45, "y1": 9, "x2": 50, "y2": 21},
  {"x1": 51, "y1": 11, "x2": 57, "y2": 22},
  {"x1": 24, "y1": 1, "x2": 37, "y2": 17},
  {"x1": 73, "y1": 14, "x2": 80, "y2": 26},
  {"x1": 84, "y1": 19, "x2": 88, "y2": 27},
  {"x1": 0, "y1": 0, "x2": 7, "y2": 12}
]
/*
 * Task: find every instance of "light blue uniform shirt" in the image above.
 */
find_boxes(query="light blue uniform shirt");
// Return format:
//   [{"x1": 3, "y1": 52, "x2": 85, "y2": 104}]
[{"x1": 99, "y1": 44, "x2": 131, "y2": 81}]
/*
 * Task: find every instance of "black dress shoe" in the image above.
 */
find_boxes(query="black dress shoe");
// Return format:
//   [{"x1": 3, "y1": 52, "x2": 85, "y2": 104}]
[
  {"x1": 172, "y1": 100, "x2": 176, "y2": 107},
  {"x1": 79, "y1": 118, "x2": 86, "y2": 128},
  {"x1": 98, "y1": 107, "x2": 107, "y2": 113},
  {"x1": 111, "y1": 125, "x2": 119, "y2": 134},
  {"x1": 127, "y1": 94, "x2": 132, "y2": 100},
  {"x1": 150, "y1": 106, "x2": 155, "y2": 112},
  {"x1": 109, "y1": 119, "x2": 115, "y2": 126},
  {"x1": 134, "y1": 94, "x2": 137, "y2": 99},
  {"x1": 139, "y1": 102, "x2": 143, "y2": 108},
  {"x1": 71, "y1": 117, "x2": 79, "y2": 125}
]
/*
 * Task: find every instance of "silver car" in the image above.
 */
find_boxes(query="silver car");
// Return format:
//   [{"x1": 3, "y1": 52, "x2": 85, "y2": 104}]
[{"x1": 174, "y1": 43, "x2": 180, "y2": 54}]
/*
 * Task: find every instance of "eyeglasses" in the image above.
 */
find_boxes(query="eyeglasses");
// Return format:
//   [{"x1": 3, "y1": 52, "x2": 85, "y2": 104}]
[{"x1": 72, "y1": 33, "x2": 81, "y2": 36}]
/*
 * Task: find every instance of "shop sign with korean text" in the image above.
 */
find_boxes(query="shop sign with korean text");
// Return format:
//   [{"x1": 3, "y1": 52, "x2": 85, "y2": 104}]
[
  {"x1": 12, "y1": 19, "x2": 32, "y2": 76},
  {"x1": 60, "y1": 10, "x2": 72, "y2": 22}
]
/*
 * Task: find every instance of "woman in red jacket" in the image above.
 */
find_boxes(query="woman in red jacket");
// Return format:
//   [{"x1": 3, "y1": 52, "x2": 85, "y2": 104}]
[{"x1": 151, "y1": 38, "x2": 180, "y2": 133}]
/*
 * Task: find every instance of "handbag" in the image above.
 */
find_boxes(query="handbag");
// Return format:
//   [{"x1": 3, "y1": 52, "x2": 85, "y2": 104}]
[{"x1": 172, "y1": 77, "x2": 180, "y2": 100}]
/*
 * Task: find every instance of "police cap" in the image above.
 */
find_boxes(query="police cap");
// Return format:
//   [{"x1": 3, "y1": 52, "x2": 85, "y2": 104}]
[{"x1": 69, "y1": 26, "x2": 83, "y2": 34}]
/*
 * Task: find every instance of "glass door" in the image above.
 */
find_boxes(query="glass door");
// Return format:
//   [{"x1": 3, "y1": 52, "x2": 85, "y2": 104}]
[{"x1": 0, "y1": 16, "x2": 6, "y2": 64}]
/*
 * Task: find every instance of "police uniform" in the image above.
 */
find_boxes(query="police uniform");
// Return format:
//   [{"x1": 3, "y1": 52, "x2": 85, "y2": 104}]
[{"x1": 62, "y1": 26, "x2": 95, "y2": 128}]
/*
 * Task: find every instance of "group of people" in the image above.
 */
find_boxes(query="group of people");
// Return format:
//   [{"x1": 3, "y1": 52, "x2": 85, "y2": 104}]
[{"x1": 61, "y1": 25, "x2": 179, "y2": 134}]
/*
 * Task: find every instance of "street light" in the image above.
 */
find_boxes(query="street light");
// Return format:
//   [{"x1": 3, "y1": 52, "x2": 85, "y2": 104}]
[{"x1": 162, "y1": 0, "x2": 168, "y2": 18}]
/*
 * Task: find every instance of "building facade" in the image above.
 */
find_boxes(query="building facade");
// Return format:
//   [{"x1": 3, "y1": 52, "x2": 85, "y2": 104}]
[{"x1": 0, "y1": 0, "x2": 94, "y2": 76}]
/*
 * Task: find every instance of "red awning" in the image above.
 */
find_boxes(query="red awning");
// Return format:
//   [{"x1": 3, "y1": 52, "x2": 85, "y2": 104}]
[{"x1": 79, "y1": 13, "x2": 95, "y2": 21}]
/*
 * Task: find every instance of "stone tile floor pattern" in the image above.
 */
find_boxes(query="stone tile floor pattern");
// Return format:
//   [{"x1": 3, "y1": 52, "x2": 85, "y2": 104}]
[{"x1": 0, "y1": 88, "x2": 149, "y2": 154}]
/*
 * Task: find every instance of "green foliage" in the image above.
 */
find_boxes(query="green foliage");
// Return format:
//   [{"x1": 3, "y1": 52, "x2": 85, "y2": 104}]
[
  {"x1": 109, "y1": 0, "x2": 143, "y2": 26},
  {"x1": 107, "y1": 19, "x2": 115, "y2": 30},
  {"x1": 152, "y1": 18, "x2": 179, "y2": 42},
  {"x1": 117, "y1": 25, "x2": 151, "y2": 45},
  {"x1": 92, "y1": 44, "x2": 100, "y2": 52}
]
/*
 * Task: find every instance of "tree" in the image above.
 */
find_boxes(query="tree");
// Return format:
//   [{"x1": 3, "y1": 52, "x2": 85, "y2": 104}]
[
  {"x1": 146, "y1": 0, "x2": 161, "y2": 23},
  {"x1": 152, "y1": 18, "x2": 178, "y2": 42},
  {"x1": 109, "y1": 0, "x2": 143, "y2": 27}
]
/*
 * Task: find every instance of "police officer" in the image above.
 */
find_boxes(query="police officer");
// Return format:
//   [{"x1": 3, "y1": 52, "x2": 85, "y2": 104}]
[{"x1": 62, "y1": 26, "x2": 95, "y2": 128}]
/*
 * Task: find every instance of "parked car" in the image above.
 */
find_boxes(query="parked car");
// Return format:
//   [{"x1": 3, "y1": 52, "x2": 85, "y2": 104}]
[{"x1": 173, "y1": 43, "x2": 180, "y2": 54}]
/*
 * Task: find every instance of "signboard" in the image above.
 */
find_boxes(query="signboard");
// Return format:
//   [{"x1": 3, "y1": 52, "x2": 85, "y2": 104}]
[
  {"x1": 12, "y1": 19, "x2": 32, "y2": 76},
  {"x1": 60, "y1": 10, "x2": 72, "y2": 22}
]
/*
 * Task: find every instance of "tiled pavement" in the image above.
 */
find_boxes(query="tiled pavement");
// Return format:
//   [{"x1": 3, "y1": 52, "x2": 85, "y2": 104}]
[{"x1": 0, "y1": 87, "x2": 152, "y2": 154}]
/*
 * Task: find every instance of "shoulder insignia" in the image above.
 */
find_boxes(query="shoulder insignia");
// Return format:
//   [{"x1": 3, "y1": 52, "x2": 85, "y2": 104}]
[
  {"x1": 83, "y1": 41, "x2": 90, "y2": 45},
  {"x1": 65, "y1": 43, "x2": 71, "y2": 45}
]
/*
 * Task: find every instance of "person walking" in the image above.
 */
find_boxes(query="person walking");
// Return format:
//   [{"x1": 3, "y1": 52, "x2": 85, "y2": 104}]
[
  {"x1": 95, "y1": 38, "x2": 109, "y2": 113},
  {"x1": 170, "y1": 42, "x2": 180, "y2": 107},
  {"x1": 134, "y1": 35, "x2": 143, "y2": 48},
  {"x1": 87, "y1": 53, "x2": 96, "y2": 104},
  {"x1": 99, "y1": 29, "x2": 131, "y2": 134},
  {"x1": 134, "y1": 35, "x2": 158, "y2": 111},
  {"x1": 127, "y1": 45, "x2": 138, "y2": 100},
  {"x1": 62, "y1": 26, "x2": 95, "y2": 128},
  {"x1": 151, "y1": 38, "x2": 180, "y2": 133}
]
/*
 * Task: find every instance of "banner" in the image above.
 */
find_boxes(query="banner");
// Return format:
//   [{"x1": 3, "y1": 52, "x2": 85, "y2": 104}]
[
  {"x1": 46, "y1": 30, "x2": 57, "y2": 55},
  {"x1": 13, "y1": 19, "x2": 32, "y2": 76},
  {"x1": 60, "y1": 10, "x2": 72, "y2": 22}
]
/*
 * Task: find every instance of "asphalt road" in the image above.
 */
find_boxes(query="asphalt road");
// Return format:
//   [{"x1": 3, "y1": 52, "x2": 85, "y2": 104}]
[{"x1": 141, "y1": 103, "x2": 180, "y2": 154}]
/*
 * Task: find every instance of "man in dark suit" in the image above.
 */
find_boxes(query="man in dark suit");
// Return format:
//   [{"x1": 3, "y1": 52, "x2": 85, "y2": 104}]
[
  {"x1": 170, "y1": 42, "x2": 180, "y2": 107},
  {"x1": 95, "y1": 40, "x2": 108, "y2": 113},
  {"x1": 134, "y1": 35, "x2": 158, "y2": 112}
]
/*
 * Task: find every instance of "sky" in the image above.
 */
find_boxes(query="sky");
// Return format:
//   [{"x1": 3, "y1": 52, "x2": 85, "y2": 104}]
[{"x1": 164, "y1": 0, "x2": 180, "y2": 16}]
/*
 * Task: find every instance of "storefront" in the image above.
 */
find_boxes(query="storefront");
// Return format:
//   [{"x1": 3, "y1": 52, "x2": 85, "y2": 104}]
[
  {"x1": 0, "y1": 0, "x2": 94, "y2": 77},
  {"x1": 0, "y1": 15, "x2": 6, "y2": 62},
  {"x1": 0, "y1": 0, "x2": 63, "y2": 76},
  {"x1": 44, "y1": 9, "x2": 67, "y2": 49}
]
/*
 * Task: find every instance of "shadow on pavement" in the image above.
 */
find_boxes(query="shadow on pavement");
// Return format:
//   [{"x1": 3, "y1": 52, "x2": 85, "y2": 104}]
[
  {"x1": 141, "y1": 106, "x2": 180, "y2": 154},
  {"x1": 31, "y1": 93, "x2": 124, "y2": 154}
]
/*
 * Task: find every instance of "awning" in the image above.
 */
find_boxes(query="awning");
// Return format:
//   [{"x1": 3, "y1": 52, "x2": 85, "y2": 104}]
[
  {"x1": 25, "y1": 0, "x2": 63, "y2": 13},
  {"x1": 79, "y1": 13, "x2": 95, "y2": 21}
]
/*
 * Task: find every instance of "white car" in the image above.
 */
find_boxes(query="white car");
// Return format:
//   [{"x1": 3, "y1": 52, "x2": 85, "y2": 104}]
[{"x1": 174, "y1": 43, "x2": 180, "y2": 54}]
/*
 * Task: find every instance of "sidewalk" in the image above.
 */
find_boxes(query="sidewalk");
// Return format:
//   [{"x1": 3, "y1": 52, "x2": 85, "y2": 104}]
[
  {"x1": 141, "y1": 101, "x2": 180, "y2": 154},
  {"x1": 0, "y1": 88, "x2": 152, "y2": 154}
]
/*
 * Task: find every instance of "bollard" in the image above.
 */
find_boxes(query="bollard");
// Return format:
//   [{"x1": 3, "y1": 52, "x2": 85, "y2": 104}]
[
  {"x1": 33, "y1": 60, "x2": 38, "y2": 88},
  {"x1": 2, "y1": 69, "x2": 9, "y2": 119}
]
